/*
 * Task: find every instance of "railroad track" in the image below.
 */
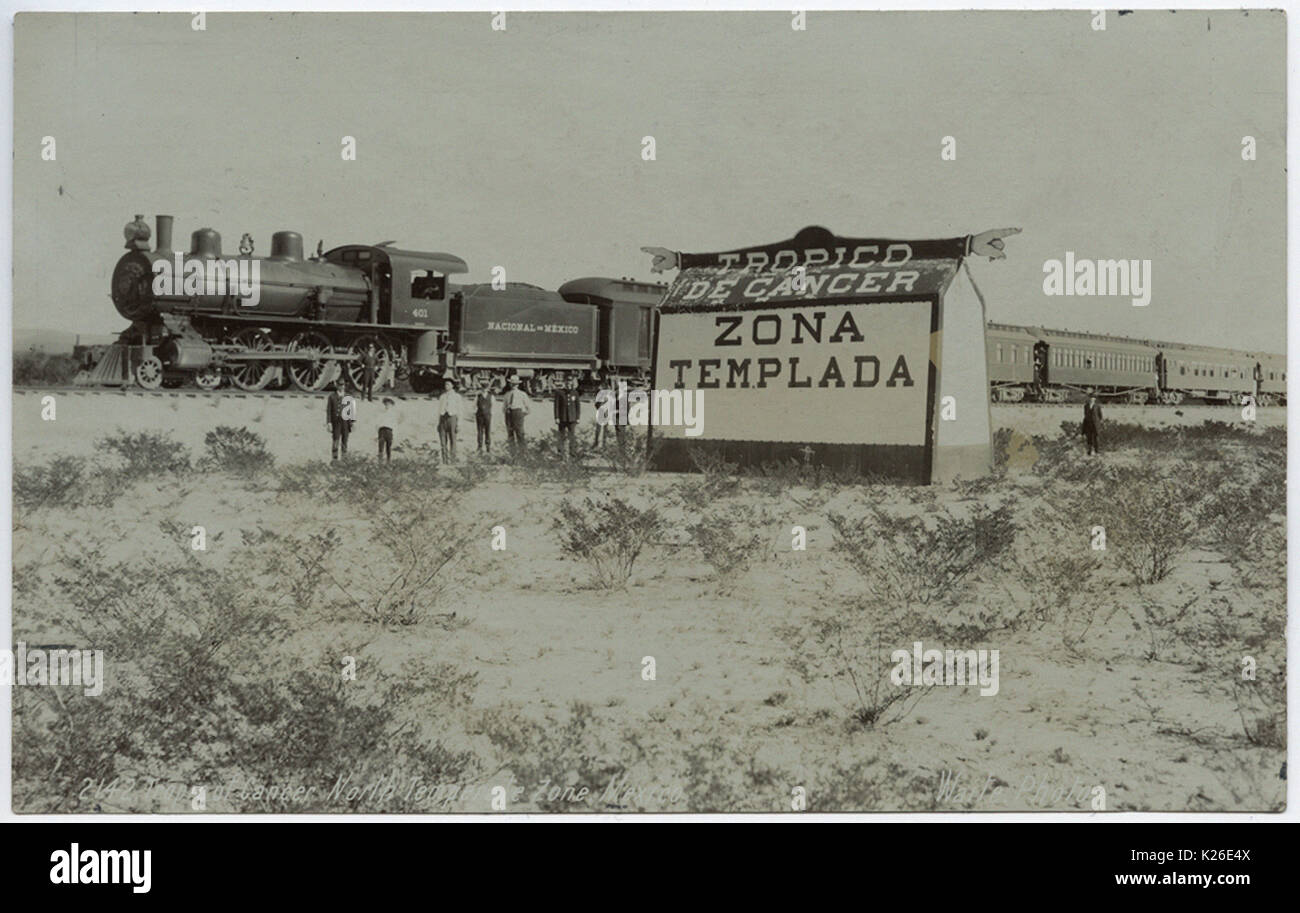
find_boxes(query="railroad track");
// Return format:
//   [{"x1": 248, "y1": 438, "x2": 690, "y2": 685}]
[{"x1": 12, "y1": 384, "x2": 406, "y2": 401}]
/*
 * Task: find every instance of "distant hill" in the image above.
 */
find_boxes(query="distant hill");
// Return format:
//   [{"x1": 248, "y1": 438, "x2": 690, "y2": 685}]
[{"x1": 12, "y1": 327, "x2": 119, "y2": 354}]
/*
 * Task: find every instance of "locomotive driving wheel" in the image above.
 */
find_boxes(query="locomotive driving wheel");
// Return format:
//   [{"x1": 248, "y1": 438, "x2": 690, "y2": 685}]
[
  {"x1": 287, "y1": 331, "x2": 335, "y2": 392},
  {"x1": 227, "y1": 328, "x2": 276, "y2": 391},
  {"x1": 135, "y1": 355, "x2": 164, "y2": 390}
]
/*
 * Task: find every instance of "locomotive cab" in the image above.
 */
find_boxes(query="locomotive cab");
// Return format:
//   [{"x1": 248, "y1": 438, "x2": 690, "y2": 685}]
[{"x1": 323, "y1": 245, "x2": 467, "y2": 330}]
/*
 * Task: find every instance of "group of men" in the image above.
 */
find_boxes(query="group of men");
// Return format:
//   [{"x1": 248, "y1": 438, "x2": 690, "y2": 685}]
[{"x1": 324, "y1": 372, "x2": 605, "y2": 462}]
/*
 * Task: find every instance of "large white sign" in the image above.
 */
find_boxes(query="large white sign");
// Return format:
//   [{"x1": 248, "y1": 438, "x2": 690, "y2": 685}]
[{"x1": 652, "y1": 299, "x2": 934, "y2": 446}]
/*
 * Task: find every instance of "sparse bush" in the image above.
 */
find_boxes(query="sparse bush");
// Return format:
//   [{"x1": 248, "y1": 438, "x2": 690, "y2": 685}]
[
  {"x1": 510, "y1": 437, "x2": 593, "y2": 487},
  {"x1": 95, "y1": 428, "x2": 191, "y2": 474},
  {"x1": 782, "y1": 602, "x2": 925, "y2": 729},
  {"x1": 202, "y1": 425, "x2": 275, "y2": 473},
  {"x1": 673, "y1": 448, "x2": 742, "y2": 503},
  {"x1": 1125, "y1": 594, "x2": 1202, "y2": 662},
  {"x1": 689, "y1": 511, "x2": 766, "y2": 591},
  {"x1": 277, "y1": 453, "x2": 451, "y2": 507},
  {"x1": 477, "y1": 701, "x2": 649, "y2": 812},
  {"x1": 746, "y1": 456, "x2": 872, "y2": 497},
  {"x1": 1013, "y1": 547, "x2": 1104, "y2": 652},
  {"x1": 831, "y1": 503, "x2": 1017, "y2": 615},
  {"x1": 554, "y1": 496, "x2": 665, "y2": 588},
  {"x1": 247, "y1": 498, "x2": 474, "y2": 626},
  {"x1": 13, "y1": 454, "x2": 88, "y2": 509},
  {"x1": 13, "y1": 523, "x2": 481, "y2": 813},
  {"x1": 1233, "y1": 670, "x2": 1286, "y2": 749},
  {"x1": 1069, "y1": 466, "x2": 1200, "y2": 584}
]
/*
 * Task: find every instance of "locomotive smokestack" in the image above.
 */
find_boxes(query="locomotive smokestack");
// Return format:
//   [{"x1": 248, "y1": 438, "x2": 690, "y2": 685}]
[{"x1": 155, "y1": 215, "x2": 174, "y2": 253}]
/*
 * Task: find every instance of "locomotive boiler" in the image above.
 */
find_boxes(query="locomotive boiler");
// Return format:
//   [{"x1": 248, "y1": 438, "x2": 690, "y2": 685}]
[{"x1": 102, "y1": 214, "x2": 664, "y2": 394}]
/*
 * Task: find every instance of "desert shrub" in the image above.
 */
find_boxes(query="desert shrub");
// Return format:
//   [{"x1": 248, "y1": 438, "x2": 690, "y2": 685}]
[
  {"x1": 13, "y1": 454, "x2": 88, "y2": 509},
  {"x1": 745, "y1": 456, "x2": 873, "y2": 497},
  {"x1": 782, "y1": 602, "x2": 926, "y2": 729},
  {"x1": 830, "y1": 503, "x2": 1017, "y2": 615},
  {"x1": 1012, "y1": 546, "x2": 1104, "y2": 652},
  {"x1": 599, "y1": 426, "x2": 662, "y2": 477},
  {"x1": 476, "y1": 701, "x2": 651, "y2": 812},
  {"x1": 812, "y1": 759, "x2": 943, "y2": 812},
  {"x1": 277, "y1": 453, "x2": 451, "y2": 507},
  {"x1": 677, "y1": 734, "x2": 786, "y2": 812},
  {"x1": 12, "y1": 525, "x2": 481, "y2": 813},
  {"x1": 1122, "y1": 594, "x2": 1202, "y2": 662},
  {"x1": 1065, "y1": 465, "x2": 1201, "y2": 584},
  {"x1": 95, "y1": 428, "x2": 191, "y2": 474},
  {"x1": 688, "y1": 511, "x2": 766, "y2": 590},
  {"x1": 202, "y1": 425, "x2": 275, "y2": 473},
  {"x1": 1232, "y1": 668, "x2": 1286, "y2": 749},
  {"x1": 554, "y1": 496, "x2": 665, "y2": 588},
  {"x1": 245, "y1": 497, "x2": 473, "y2": 626},
  {"x1": 14, "y1": 349, "x2": 80, "y2": 386},
  {"x1": 510, "y1": 436, "x2": 593, "y2": 487},
  {"x1": 1195, "y1": 462, "x2": 1285, "y2": 568},
  {"x1": 673, "y1": 448, "x2": 742, "y2": 503}
]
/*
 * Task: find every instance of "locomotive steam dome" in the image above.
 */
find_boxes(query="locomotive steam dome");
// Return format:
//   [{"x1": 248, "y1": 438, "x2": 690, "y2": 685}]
[
  {"x1": 190, "y1": 228, "x2": 222, "y2": 258},
  {"x1": 270, "y1": 231, "x2": 304, "y2": 261}
]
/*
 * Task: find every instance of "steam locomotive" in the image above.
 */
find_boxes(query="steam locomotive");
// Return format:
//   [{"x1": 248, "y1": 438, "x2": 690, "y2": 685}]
[{"x1": 103, "y1": 214, "x2": 663, "y2": 394}]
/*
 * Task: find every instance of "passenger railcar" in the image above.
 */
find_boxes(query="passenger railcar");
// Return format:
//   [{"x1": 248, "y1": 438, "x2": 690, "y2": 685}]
[
  {"x1": 985, "y1": 323, "x2": 1039, "y2": 401},
  {"x1": 1155, "y1": 342, "x2": 1257, "y2": 405}
]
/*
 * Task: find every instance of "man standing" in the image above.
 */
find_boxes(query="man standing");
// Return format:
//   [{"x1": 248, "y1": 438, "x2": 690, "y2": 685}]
[
  {"x1": 326, "y1": 380, "x2": 356, "y2": 460},
  {"x1": 593, "y1": 376, "x2": 627, "y2": 452},
  {"x1": 554, "y1": 375, "x2": 581, "y2": 460},
  {"x1": 437, "y1": 378, "x2": 462, "y2": 462},
  {"x1": 1082, "y1": 392, "x2": 1104, "y2": 455},
  {"x1": 361, "y1": 344, "x2": 378, "y2": 402},
  {"x1": 504, "y1": 375, "x2": 529, "y2": 451},
  {"x1": 377, "y1": 396, "x2": 396, "y2": 461},
  {"x1": 475, "y1": 384, "x2": 494, "y2": 453}
]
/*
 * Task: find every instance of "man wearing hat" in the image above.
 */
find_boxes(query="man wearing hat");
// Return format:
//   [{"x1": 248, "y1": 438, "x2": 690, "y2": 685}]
[
  {"x1": 1082, "y1": 390, "x2": 1104, "y2": 455},
  {"x1": 436, "y1": 378, "x2": 463, "y2": 462},
  {"x1": 553, "y1": 374, "x2": 582, "y2": 460},
  {"x1": 503, "y1": 375, "x2": 530, "y2": 451},
  {"x1": 474, "y1": 382, "x2": 494, "y2": 454}
]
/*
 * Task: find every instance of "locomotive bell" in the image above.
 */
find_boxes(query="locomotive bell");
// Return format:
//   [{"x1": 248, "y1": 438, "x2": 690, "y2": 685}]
[
  {"x1": 269, "y1": 231, "x2": 304, "y2": 262},
  {"x1": 190, "y1": 228, "x2": 223, "y2": 259}
]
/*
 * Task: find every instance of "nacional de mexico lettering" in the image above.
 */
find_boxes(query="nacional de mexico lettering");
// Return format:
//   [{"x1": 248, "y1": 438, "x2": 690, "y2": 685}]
[{"x1": 644, "y1": 225, "x2": 1017, "y2": 483}]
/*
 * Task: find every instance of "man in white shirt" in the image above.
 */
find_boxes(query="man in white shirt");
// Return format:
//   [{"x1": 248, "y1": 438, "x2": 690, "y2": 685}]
[
  {"x1": 436, "y1": 379, "x2": 463, "y2": 462},
  {"x1": 503, "y1": 375, "x2": 530, "y2": 453}
]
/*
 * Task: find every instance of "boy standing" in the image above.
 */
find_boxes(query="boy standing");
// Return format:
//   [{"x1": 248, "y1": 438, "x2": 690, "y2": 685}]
[{"x1": 378, "y1": 397, "x2": 396, "y2": 461}]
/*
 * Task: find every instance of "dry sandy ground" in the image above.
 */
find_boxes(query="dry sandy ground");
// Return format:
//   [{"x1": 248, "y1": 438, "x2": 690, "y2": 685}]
[{"x1": 10, "y1": 390, "x2": 1288, "y2": 813}]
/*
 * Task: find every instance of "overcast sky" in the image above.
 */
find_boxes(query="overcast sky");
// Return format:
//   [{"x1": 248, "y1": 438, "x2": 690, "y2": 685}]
[{"x1": 12, "y1": 10, "x2": 1286, "y2": 351}]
